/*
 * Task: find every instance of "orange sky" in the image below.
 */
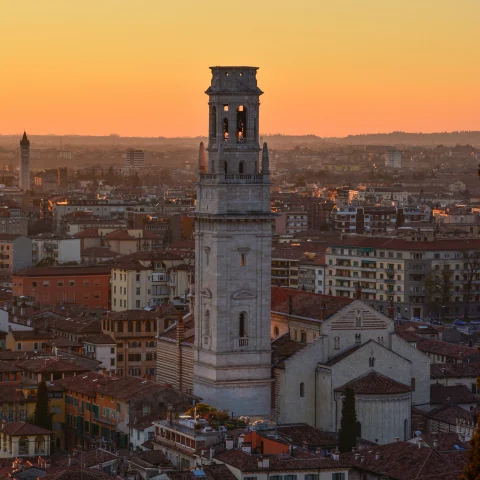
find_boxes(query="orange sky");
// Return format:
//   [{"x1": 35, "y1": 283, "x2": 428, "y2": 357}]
[{"x1": 1, "y1": 0, "x2": 479, "y2": 137}]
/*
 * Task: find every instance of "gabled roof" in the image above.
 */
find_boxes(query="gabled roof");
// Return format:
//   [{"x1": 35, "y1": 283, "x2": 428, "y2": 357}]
[
  {"x1": 271, "y1": 287, "x2": 352, "y2": 321},
  {"x1": 271, "y1": 332, "x2": 308, "y2": 368},
  {"x1": 72, "y1": 228, "x2": 100, "y2": 238},
  {"x1": 431, "y1": 362, "x2": 480, "y2": 379},
  {"x1": 430, "y1": 383, "x2": 480, "y2": 405},
  {"x1": 2, "y1": 421, "x2": 52, "y2": 436},
  {"x1": 416, "y1": 338, "x2": 478, "y2": 360},
  {"x1": 335, "y1": 371, "x2": 412, "y2": 395},
  {"x1": 104, "y1": 230, "x2": 136, "y2": 240}
]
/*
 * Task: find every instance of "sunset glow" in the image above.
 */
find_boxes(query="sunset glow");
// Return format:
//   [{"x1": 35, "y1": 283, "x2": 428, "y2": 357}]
[{"x1": 1, "y1": 0, "x2": 479, "y2": 137}]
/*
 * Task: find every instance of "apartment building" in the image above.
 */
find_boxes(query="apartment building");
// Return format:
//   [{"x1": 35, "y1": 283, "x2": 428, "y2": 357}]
[
  {"x1": 332, "y1": 206, "x2": 402, "y2": 235},
  {"x1": 0, "y1": 235, "x2": 32, "y2": 274},
  {"x1": 102, "y1": 310, "x2": 161, "y2": 378},
  {"x1": 274, "y1": 211, "x2": 308, "y2": 235},
  {"x1": 110, "y1": 250, "x2": 187, "y2": 311},
  {"x1": 12, "y1": 266, "x2": 111, "y2": 308},
  {"x1": 325, "y1": 236, "x2": 480, "y2": 319},
  {"x1": 298, "y1": 255, "x2": 326, "y2": 294},
  {"x1": 31, "y1": 234, "x2": 81, "y2": 265}
]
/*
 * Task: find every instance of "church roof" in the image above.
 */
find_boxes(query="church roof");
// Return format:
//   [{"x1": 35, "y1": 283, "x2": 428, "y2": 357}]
[
  {"x1": 335, "y1": 371, "x2": 412, "y2": 395},
  {"x1": 271, "y1": 332, "x2": 308, "y2": 368},
  {"x1": 271, "y1": 287, "x2": 352, "y2": 321},
  {"x1": 324, "y1": 344, "x2": 363, "y2": 366}
]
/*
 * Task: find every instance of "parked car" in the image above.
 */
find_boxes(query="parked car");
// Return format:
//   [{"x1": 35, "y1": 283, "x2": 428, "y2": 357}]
[
  {"x1": 453, "y1": 318, "x2": 467, "y2": 326},
  {"x1": 411, "y1": 316, "x2": 425, "y2": 323}
]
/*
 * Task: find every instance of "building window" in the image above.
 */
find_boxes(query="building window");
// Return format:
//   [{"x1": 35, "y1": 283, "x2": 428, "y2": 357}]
[
  {"x1": 273, "y1": 326, "x2": 279, "y2": 336},
  {"x1": 356, "y1": 421, "x2": 362, "y2": 438},
  {"x1": 369, "y1": 357, "x2": 375, "y2": 368},
  {"x1": 16, "y1": 343, "x2": 21, "y2": 351},
  {"x1": 69, "y1": 280, "x2": 75, "y2": 287},
  {"x1": 355, "y1": 334, "x2": 361, "y2": 344},
  {"x1": 136, "y1": 321, "x2": 141, "y2": 332},
  {"x1": 239, "y1": 312, "x2": 247, "y2": 338},
  {"x1": 128, "y1": 321, "x2": 133, "y2": 332},
  {"x1": 300, "y1": 382, "x2": 305, "y2": 397},
  {"x1": 300, "y1": 331, "x2": 307, "y2": 343},
  {"x1": 118, "y1": 321, "x2": 124, "y2": 333},
  {"x1": 355, "y1": 315, "x2": 362, "y2": 327},
  {"x1": 334, "y1": 337, "x2": 340, "y2": 350},
  {"x1": 411, "y1": 378, "x2": 416, "y2": 391},
  {"x1": 241, "y1": 254, "x2": 246, "y2": 267}
]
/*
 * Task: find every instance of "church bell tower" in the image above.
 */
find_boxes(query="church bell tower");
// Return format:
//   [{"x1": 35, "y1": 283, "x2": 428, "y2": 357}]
[{"x1": 193, "y1": 67, "x2": 273, "y2": 416}]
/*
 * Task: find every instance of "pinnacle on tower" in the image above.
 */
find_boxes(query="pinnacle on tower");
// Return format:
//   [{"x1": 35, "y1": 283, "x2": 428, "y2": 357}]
[
  {"x1": 20, "y1": 131, "x2": 30, "y2": 148},
  {"x1": 262, "y1": 142, "x2": 270, "y2": 174}
]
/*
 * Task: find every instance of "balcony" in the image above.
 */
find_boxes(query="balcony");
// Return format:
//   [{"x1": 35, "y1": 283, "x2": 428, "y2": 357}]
[
  {"x1": 384, "y1": 278, "x2": 395, "y2": 284},
  {"x1": 234, "y1": 337, "x2": 254, "y2": 350}
]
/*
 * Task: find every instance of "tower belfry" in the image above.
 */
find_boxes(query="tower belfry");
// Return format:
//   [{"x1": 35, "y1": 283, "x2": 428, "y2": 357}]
[{"x1": 193, "y1": 67, "x2": 273, "y2": 416}]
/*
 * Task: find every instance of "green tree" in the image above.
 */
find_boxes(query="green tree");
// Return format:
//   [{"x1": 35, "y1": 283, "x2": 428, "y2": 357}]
[
  {"x1": 461, "y1": 251, "x2": 480, "y2": 321},
  {"x1": 338, "y1": 387, "x2": 357, "y2": 453},
  {"x1": 424, "y1": 268, "x2": 453, "y2": 320},
  {"x1": 462, "y1": 375, "x2": 480, "y2": 479},
  {"x1": 33, "y1": 381, "x2": 53, "y2": 430}
]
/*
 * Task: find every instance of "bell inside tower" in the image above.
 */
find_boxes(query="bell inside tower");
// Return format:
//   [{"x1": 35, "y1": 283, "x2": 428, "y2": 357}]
[
  {"x1": 223, "y1": 118, "x2": 229, "y2": 141},
  {"x1": 237, "y1": 106, "x2": 247, "y2": 143}
]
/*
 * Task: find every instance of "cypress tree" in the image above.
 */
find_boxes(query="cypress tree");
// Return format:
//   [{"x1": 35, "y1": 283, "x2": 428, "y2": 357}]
[
  {"x1": 338, "y1": 387, "x2": 357, "y2": 453},
  {"x1": 33, "y1": 381, "x2": 53, "y2": 430},
  {"x1": 462, "y1": 374, "x2": 480, "y2": 479}
]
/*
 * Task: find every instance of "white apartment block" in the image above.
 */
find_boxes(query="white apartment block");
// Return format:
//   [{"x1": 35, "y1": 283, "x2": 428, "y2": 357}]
[{"x1": 384, "y1": 149, "x2": 402, "y2": 169}]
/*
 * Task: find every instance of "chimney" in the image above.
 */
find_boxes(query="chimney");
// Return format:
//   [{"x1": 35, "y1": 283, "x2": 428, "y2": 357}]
[
  {"x1": 418, "y1": 439, "x2": 423, "y2": 449},
  {"x1": 320, "y1": 301, "x2": 327, "y2": 321},
  {"x1": 262, "y1": 457, "x2": 269, "y2": 468},
  {"x1": 394, "y1": 437, "x2": 399, "y2": 442},
  {"x1": 360, "y1": 456, "x2": 365, "y2": 464},
  {"x1": 68, "y1": 455, "x2": 72, "y2": 467},
  {"x1": 225, "y1": 437, "x2": 234, "y2": 450},
  {"x1": 433, "y1": 439, "x2": 439, "y2": 449},
  {"x1": 288, "y1": 295, "x2": 293, "y2": 315},
  {"x1": 354, "y1": 453, "x2": 360, "y2": 461},
  {"x1": 257, "y1": 457, "x2": 263, "y2": 469},
  {"x1": 375, "y1": 452, "x2": 381, "y2": 460}
]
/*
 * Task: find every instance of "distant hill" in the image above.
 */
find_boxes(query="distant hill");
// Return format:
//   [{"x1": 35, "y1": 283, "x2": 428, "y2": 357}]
[{"x1": 0, "y1": 131, "x2": 479, "y2": 149}]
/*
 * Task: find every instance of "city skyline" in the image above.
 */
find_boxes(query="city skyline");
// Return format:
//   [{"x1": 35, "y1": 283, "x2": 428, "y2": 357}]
[{"x1": 1, "y1": 0, "x2": 479, "y2": 138}]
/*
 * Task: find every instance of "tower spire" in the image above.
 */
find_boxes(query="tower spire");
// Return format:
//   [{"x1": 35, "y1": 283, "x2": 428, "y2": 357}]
[{"x1": 261, "y1": 142, "x2": 270, "y2": 174}]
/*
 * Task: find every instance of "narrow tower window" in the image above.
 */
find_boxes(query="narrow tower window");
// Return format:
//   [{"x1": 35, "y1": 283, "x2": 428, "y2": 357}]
[
  {"x1": 224, "y1": 161, "x2": 228, "y2": 174},
  {"x1": 237, "y1": 106, "x2": 247, "y2": 143},
  {"x1": 239, "y1": 312, "x2": 247, "y2": 338},
  {"x1": 204, "y1": 310, "x2": 210, "y2": 338},
  {"x1": 239, "y1": 161, "x2": 245, "y2": 174},
  {"x1": 300, "y1": 382, "x2": 305, "y2": 397},
  {"x1": 210, "y1": 106, "x2": 217, "y2": 139},
  {"x1": 223, "y1": 118, "x2": 229, "y2": 141},
  {"x1": 241, "y1": 254, "x2": 246, "y2": 267}
]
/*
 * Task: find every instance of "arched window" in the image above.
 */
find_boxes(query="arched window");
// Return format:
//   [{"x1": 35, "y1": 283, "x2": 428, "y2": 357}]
[
  {"x1": 300, "y1": 331, "x2": 307, "y2": 343},
  {"x1": 145, "y1": 321, "x2": 151, "y2": 333},
  {"x1": 223, "y1": 118, "x2": 229, "y2": 141},
  {"x1": 411, "y1": 377, "x2": 416, "y2": 391},
  {"x1": 300, "y1": 382, "x2": 305, "y2": 397},
  {"x1": 355, "y1": 333, "x2": 361, "y2": 344},
  {"x1": 127, "y1": 321, "x2": 133, "y2": 333},
  {"x1": 136, "y1": 321, "x2": 141, "y2": 332},
  {"x1": 239, "y1": 312, "x2": 247, "y2": 338},
  {"x1": 356, "y1": 421, "x2": 362, "y2": 438},
  {"x1": 239, "y1": 161, "x2": 245, "y2": 174},
  {"x1": 236, "y1": 106, "x2": 247, "y2": 142},
  {"x1": 118, "y1": 321, "x2": 124, "y2": 333},
  {"x1": 224, "y1": 161, "x2": 228, "y2": 174},
  {"x1": 369, "y1": 357, "x2": 375, "y2": 368},
  {"x1": 356, "y1": 315, "x2": 362, "y2": 328},
  {"x1": 334, "y1": 337, "x2": 340, "y2": 350},
  {"x1": 273, "y1": 326, "x2": 279, "y2": 337}
]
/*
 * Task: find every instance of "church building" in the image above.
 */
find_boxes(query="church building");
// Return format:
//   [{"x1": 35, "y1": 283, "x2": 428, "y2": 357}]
[{"x1": 156, "y1": 66, "x2": 431, "y2": 444}]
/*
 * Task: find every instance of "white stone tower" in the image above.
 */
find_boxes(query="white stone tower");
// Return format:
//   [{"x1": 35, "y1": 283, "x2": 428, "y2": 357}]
[
  {"x1": 19, "y1": 131, "x2": 30, "y2": 191},
  {"x1": 193, "y1": 66, "x2": 272, "y2": 416}
]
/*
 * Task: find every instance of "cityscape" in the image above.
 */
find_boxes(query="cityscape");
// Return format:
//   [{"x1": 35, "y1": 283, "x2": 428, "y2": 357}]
[{"x1": 1, "y1": 2, "x2": 480, "y2": 480}]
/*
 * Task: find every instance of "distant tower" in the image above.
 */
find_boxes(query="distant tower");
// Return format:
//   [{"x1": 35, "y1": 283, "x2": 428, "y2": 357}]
[
  {"x1": 19, "y1": 131, "x2": 30, "y2": 191},
  {"x1": 193, "y1": 66, "x2": 273, "y2": 416}
]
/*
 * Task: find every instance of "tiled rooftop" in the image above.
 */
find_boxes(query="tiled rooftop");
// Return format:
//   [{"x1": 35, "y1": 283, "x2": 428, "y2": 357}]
[{"x1": 335, "y1": 371, "x2": 412, "y2": 395}]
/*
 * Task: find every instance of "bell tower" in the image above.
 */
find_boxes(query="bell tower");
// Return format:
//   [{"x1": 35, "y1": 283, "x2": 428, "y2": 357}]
[
  {"x1": 193, "y1": 67, "x2": 273, "y2": 416},
  {"x1": 19, "y1": 131, "x2": 30, "y2": 191}
]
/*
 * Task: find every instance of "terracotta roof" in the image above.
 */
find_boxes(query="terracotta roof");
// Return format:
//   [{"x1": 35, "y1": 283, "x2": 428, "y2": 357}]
[
  {"x1": 416, "y1": 338, "x2": 478, "y2": 360},
  {"x1": 329, "y1": 235, "x2": 480, "y2": 251},
  {"x1": 271, "y1": 286, "x2": 352, "y2": 320},
  {"x1": 335, "y1": 371, "x2": 412, "y2": 395},
  {"x1": 430, "y1": 383, "x2": 480, "y2": 405},
  {"x1": 69, "y1": 448, "x2": 118, "y2": 468},
  {"x1": 271, "y1": 333, "x2": 308, "y2": 368},
  {"x1": 274, "y1": 424, "x2": 338, "y2": 448},
  {"x1": 72, "y1": 228, "x2": 100, "y2": 238},
  {"x1": 2, "y1": 421, "x2": 52, "y2": 436},
  {"x1": 106, "y1": 310, "x2": 160, "y2": 321},
  {"x1": 127, "y1": 449, "x2": 172, "y2": 469},
  {"x1": 340, "y1": 433, "x2": 468, "y2": 480},
  {"x1": 43, "y1": 469, "x2": 111, "y2": 480},
  {"x1": 0, "y1": 361, "x2": 20, "y2": 372},
  {"x1": 15, "y1": 357, "x2": 91, "y2": 373},
  {"x1": 13, "y1": 266, "x2": 111, "y2": 277},
  {"x1": 81, "y1": 247, "x2": 121, "y2": 258},
  {"x1": 0, "y1": 385, "x2": 31, "y2": 403},
  {"x1": 10, "y1": 330, "x2": 55, "y2": 341},
  {"x1": 82, "y1": 334, "x2": 116, "y2": 345},
  {"x1": 427, "y1": 402, "x2": 476, "y2": 425},
  {"x1": 104, "y1": 230, "x2": 136, "y2": 240},
  {"x1": 214, "y1": 448, "x2": 350, "y2": 473},
  {"x1": 431, "y1": 362, "x2": 480, "y2": 379}
]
